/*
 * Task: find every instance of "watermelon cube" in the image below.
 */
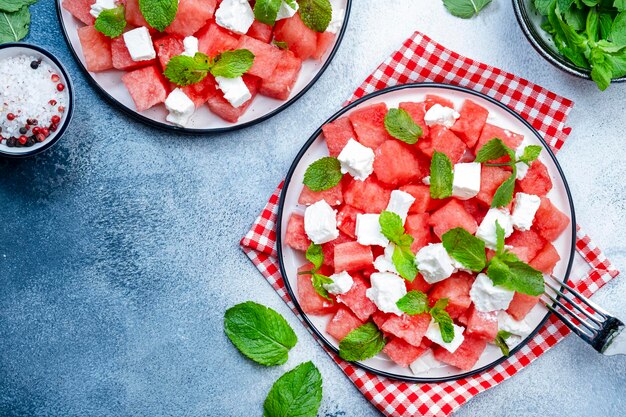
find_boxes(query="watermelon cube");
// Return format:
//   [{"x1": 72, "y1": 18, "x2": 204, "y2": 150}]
[
  {"x1": 336, "y1": 275, "x2": 377, "y2": 321},
  {"x1": 197, "y1": 22, "x2": 240, "y2": 57},
  {"x1": 349, "y1": 103, "x2": 393, "y2": 150},
  {"x1": 165, "y1": 0, "x2": 216, "y2": 37},
  {"x1": 518, "y1": 160, "x2": 553, "y2": 197},
  {"x1": 418, "y1": 125, "x2": 467, "y2": 164},
  {"x1": 111, "y1": 37, "x2": 156, "y2": 70},
  {"x1": 181, "y1": 76, "x2": 218, "y2": 107},
  {"x1": 235, "y1": 35, "x2": 281, "y2": 80},
  {"x1": 373, "y1": 140, "x2": 424, "y2": 187},
  {"x1": 206, "y1": 75, "x2": 259, "y2": 122},
  {"x1": 298, "y1": 264, "x2": 337, "y2": 316},
  {"x1": 336, "y1": 205, "x2": 363, "y2": 239},
  {"x1": 428, "y1": 272, "x2": 474, "y2": 318},
  {"x1": 284, "y1": 213, "x2": 310, "y2": 252},
  {"x1": 399, "y1": 101, "x2": 429, "y2": 138},
  {"x1": 457, "y1": 310, "x2": 470, "y2": 326},
  {"x1": 450, "y1": 99, "x2": 489, "y2": 148},
  {"x1": 122, "y1": 65, "x2": 168, "y2": 112},
  {"x1": 508, "y1": 246, "x2": 531, "y2": 262},
  {"x1": 383, "y1": 338, "x2": 429, "y2": 368},
  {"x1": 322, "y1": 116, "x2": 356, "y2": 157},
  {"x1": 77, "y1": 26, "x2": 113, "y2": 72},
  {"x1": 343, "y1": 176, "x2": 391, "y2": 213},
  {"x1": 62, "y1": 0, "x2": 95, "y2": 26},
  {"x1": 406, "y1": 273, "x2": 432, "y2": 293},
  {"x1": 533, "y1": 198, "x2": 570, "y2": 242},
  {"x1": 326, "y1": 307, "x2": 364, "y2": 341},
  {"x1": 298, "y1": 183, "x2": 343, "y2": 207},
  {"x1": 153, "y1": 35, "x2": 185, "y2": 70},
  {"x1": 259, "y1": 49, "x2": 302, "y2": 100},
  {"x1": 474, "y1": 123, "x2": 524, "y2": 163},
  {"x1": 313, "y1": 32, "x2": 335, "y2": 60},
  {"x1": 466, "y1": 306, "x2": 498, "y2": 341},
  {"x1": 372, "y1": 311, "x2": 391, "y2": 329},
  {"x1": 529, "y1": 242, "x2": 560, "y2": 274},
  {"x1": 381, "y1": 313, "x2": 431, "y2": 347},
  {"x1": 124, "y1": 0, "x2": 150, "y2": 28},
  {"x1": 334, "y1": 242, "x2": 374, "y2": 273},
  {"x1": 428, "y1": 199, "x2": 478, "y2": 239},
  {"x1": 506, "y1": 229, "x2": 547, "y2": 261},
  {"x1": 507, "y1": 292, "x2": 540, "y2": 320},
  {"x1": 321, "y1": 234, "x2": 352, "y2": 268},
  {"x1": 274, "y1": 14, "x2": 318, "y2": 60},
  {"x1": 434, "y1": 335, "x2": 487, "y2": 371},
  {"x1": 425, "y1": 94, "x2": 454, "y2": 110},
  {"x1": 405, "y1": 213, "x2": 432, "y2": 254},
  {"x1": 461, "y1": 198, "x2": 489, "y2": 225},
  {"x1": 399, "y1": 184, "x2": 441, "y2": 214},
  {"x1": 476, "y1": 166, "x2": 512, "y2": 207},
  {"x1": 247, "y1": 20, "x2": 273, "y2": 43}
]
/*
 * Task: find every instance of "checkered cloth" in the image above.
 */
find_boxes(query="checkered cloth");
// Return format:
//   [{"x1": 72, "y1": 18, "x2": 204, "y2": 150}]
[{"x1": 240, "y1": 32, "x2": 620, "y2": 416}]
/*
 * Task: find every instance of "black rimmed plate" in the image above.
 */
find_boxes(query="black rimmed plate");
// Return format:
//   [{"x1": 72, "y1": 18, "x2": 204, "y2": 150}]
[
  {"x1": 276, "y1": 83, "x2": 577, "y2": 382},
  {"x1": 55, "y1": 0, "x2": 351, "y2": 133}
]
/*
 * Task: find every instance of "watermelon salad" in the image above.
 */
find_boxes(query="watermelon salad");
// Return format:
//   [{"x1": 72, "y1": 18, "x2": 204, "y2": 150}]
[
  {"x1": 62, "y1": 0, "x2": 346, "y2": 127},
  {"x1": 284, "y1": 94, "x2": 571, "y2": 375}
]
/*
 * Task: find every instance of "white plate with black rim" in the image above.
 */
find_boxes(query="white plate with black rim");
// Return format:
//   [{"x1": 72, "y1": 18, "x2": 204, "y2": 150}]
[
  {"x1": 276, "y1": 83, "x2": 576, "y2": 382},
  {"x1": 55, "y1": 0, "x2": 351, "y2": 133}
]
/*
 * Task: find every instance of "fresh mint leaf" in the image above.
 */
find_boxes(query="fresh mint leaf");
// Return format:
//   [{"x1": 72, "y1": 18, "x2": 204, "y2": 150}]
[
  {"x1": 0, "y1": 0, "x2": 36, "y2": 13},
  {"x1": 339, "y1": 322, "x2": 386, "y2": 361},
  {"x1": 0, "y1": 6, "x2": 30, "y2": 43},
  {"x1": 379, "y1": 211, "x2": 405, "y2": 244},
  {"x1": 311, "y1": 273, "x2": 333, "y2": 301},
  {"x1": 139, "y1": 0, "x2": 177, "y2": 32},
  {"x1": 430, "y1": 151, "x2": 453, "y2": 199},
  {"x1": 518, "y1": 145, "x2": 542, "y2": 165},
  {"x1": 474, "y1": 138, "x2": 513, "y2": 163},
  {"x1": 599, "y1": 13, "x2": 613, "y2": 40},
  {"x1": 305, "y1": 243, "x2": 324, "y2": 272},
  {"x1": 263, "y1": 361, "x2": 322, "y2": 417},
  {"x1": 224, "y1": 301, "x2": 298, "y2": 366},
  {"x1": 164, "y1": 52, "x2": 211, "y2": 86},
  {"x1": 495, "y1": 220, "x2": 505, "y2": 255},
  {"x1": 590, "y1": 47, "x2": 613, "y2": 91},
  {"x1": 611, "y1": 12, "x2": 626, "y2": 45},
  {"x1": 495, "y1": 330, "x2": 513, "y2": 356},
  {"x1": 441, "y1": 227, "x2": 487, "y2": 272},
  {"x1": 533, "y1": 0, "x2": 554, "y2": 16},
  {"x1": 384, "y1": 108, "x2": 423, "y2": 145},
  {"x1": 210, "y1": 49, "x2": 255, "y2": 78},
  {"x1": 95, "y1": 5, "x2": 126, "y2": 38},
  {"x1": 585, "y1": 6, "x2": 599, "y2": 42},
  {"x1": 505, "y1": 261, "x2": 545, "y2": 296},
  {"x1": 486, "y1": 256, "x2": 511, "y2": 286},
  {"x1": 442, "y1": 0, "x2": 492, "y2": 18},
  {"x1": 392, "y1": 245, "x2": 418, "y2": 282},
  {"x1": 298, "y1": 0, "x2": 332, "y2": 32},
  {"x1": 396, "y1": 291, "x2": 429, "y2": 315},
  {"x1": 430, "y1": 299, "x2": 455, "y2": 343},
  {"x1": 557, "y1": 0, "x2": 574, "y2": 12},
  {"x1": 254, "y1": 0, "x2": 282, "y2": 26},
  {"x1": 491, "y1": 173, "x2": 516, "y2": 208},
  {"x1": 616, "y1": 0, "x2": 626, "y2": 12},
  {"x1": 273, "y1": 40, "x2": 289, "y2": 50},
  {"x1": 303, "y1": 157, "x2": 342, "y2": 192}
]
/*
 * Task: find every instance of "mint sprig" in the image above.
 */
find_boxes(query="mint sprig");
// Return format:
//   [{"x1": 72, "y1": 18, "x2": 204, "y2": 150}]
[
  {"x1": 396, "y1": 290, "x2": 429, "y2": 315},
  {"x1": 443, "y1": 0, "x2": 492, "y2": 18},
  {"x1": 298, "y1": 0, "x2": 332, "y2": 32},
  {"x1": 263, "y1": 361, "x2": 323, "y2": 417},
  {"x1": 338, "y1": 322, "x2": 386, "y2": 361},
  {"x1": 379, "y1": 211, "x2": 418, "y2": 281},
  {"x1": 495, "y1": 330, "x2": 513, "y2": 356},
  {"x1": 139, "y1": 0, "x2": 177, "y2": 32},
  {"x1": 95, "y1": 5, "x2": 126, "y2": 38},
  {"x1": 441, "y1": 227, "x2": 487, "y2": 272},
  {"x1": 254, "y1": 0, "x2": 282, "y2": 25},
  {"x1": 430, "y1": 151, "x2": 454, "y2": 199},
  {"x1": 164, "y1": 49, "x2": 255, "y2": 86},
  {"x1": 0, "y1": 0, "x2": 36, "y2": 13},
  {"x1": 303, "y1": 156, "x2": 343, "y2": 192},
  {"x1": 396, "y1": 294, "x2": 455, "y2": 343},
  {"x1": 0, "y1": 6, "x2": 30, "y2": 43},
  {"x1": 384, "y1": 108, "x2": 423, "y2": 144},
  {"x1": 430, "y1": 298, "x2": 455, "y2": 343},
  {"x1": 299, "y1": 243, "x2": 333, "y2": 301}
]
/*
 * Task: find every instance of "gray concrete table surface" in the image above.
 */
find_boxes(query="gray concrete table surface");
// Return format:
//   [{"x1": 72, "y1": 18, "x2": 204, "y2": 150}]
[{"x1": 1, "y1": 1, "x2": 625, "y2": 416}]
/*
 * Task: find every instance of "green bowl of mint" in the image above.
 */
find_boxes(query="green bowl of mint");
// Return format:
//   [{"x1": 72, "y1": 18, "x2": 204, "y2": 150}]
[{"x1": 513, "y1": 0, "x2": 626, "y2": 91}]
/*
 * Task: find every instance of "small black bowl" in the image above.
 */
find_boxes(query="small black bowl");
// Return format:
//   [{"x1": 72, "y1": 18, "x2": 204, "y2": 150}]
[{"x1": 0, "y1": 43, "x2": 75, "y2": 158}]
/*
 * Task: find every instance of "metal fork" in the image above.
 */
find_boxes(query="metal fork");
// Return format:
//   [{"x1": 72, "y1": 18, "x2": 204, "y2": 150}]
[{"x1": 542, "y1": 275, "x2": 625, "y2": 356}]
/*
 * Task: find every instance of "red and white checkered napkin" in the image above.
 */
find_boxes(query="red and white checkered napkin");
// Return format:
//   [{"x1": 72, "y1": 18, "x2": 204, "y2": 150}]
[{"x1": 240, "y1": 32, "x2": 620, "y2": 416}]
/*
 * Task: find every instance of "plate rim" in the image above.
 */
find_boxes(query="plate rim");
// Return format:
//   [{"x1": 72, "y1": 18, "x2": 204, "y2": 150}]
[
  {"x1": 54, "y1": 0, "x2": 353, "y2": 134},
  {"x1": 275, "y1": 82, "x2": 577, "y2": 383}
]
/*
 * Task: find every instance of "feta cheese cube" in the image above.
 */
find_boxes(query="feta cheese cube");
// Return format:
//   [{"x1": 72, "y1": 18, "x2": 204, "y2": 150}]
[
  {"x1": 515, "y1": 138, "x2": 532, "y2": 180},
  {"x1": 475, "y1": 208, "x2": 514, "y2": 249},
  {"x1": 425, "y1": 319, "x2": 465, "y2": 353},
  {"x1": 215, "y1": 76, "x2": 252, "y2": 108},
  {"x1": 415, "y1": 243, "x2": 456, "y2": 284},
  {"x1": 304, "y1": 200, "x2": 339, "y2": 244},
  {"x1": 365, "y1": 272, "x2": 407, "y2": 316},
  {"x1": 497, "y1": 311, "x2": 531, "y2": 337},
  {"x1": 424, "y1": 104, "x2": 460, "y2": 128},
  {"x1": 409, "y1": 350, "x2": 443, "y2": 375},
  {"x1": 511, "y1": 192, "x2": 541, "y2": 231},
  {"x1": 323, "y1": 271, "x2": 354, "y2": 295},
  {"x1": 90, "y1": 0, "x2": 116, "y2": 18},
  {"x1": 373, "y1": 243, "x2": 398, "y2": 274},
  {"x1": 452, "y1": 162, "x2": 481, "y2": 200},
  {"x1": 123, "y1": 27, "x2": 156, "y2": 62},
  {"x1": 165, "y1": 88, "x2": 195, "y2": 127},
  {"x1": 215, "y1": 0, "x2": 255, "y2": 34},
  {"x1": 276, "y1": 0, "x2": 299, "y2": 20},
  {"x1": 386, "y1": 190, "x2": 416, "y2": 223},
  {"x1": 470, "y1": 273, "x2": 515, "y2": 312},
  {"x1": 337, "y1": 138, "x2": 375, "y2": 181},
  {"x1": 182, "y1": 36, "x2": 199, "y2": 57},
  {"x1": 355, "y1": 213, "x2": 388, "y2": 247},
  {"x1": 326, "y1": 5, "x2": 345, "y2": 34}
]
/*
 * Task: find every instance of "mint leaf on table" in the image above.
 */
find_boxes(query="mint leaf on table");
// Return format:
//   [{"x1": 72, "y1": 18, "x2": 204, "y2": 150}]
[
  {"x1": 495, "y1": 330, "x2": 513, "y2": 356},
  {"x1": 442, "y1": 0, "x2": 492, "y2": 19},
  {"x1": 441, "y1": 227, "x2": 487, "y2": 272},
  {"x1": 263, "y1": 361, "x2": 323, "y2": 417},
  {"x1": 298, "y1": 0, "x2": 332, "y2": 32},
  {"x1": 139, "y1": 0, "x2": 177, "y2": 32},
  {"x1": 430, "y1": 298, "x2": 455, "y2": 343},
  {"x1": 210, "y1": 49, "x2": 255, "y2": 78},
  {"x1": 0, "y1": 0, "x2": 36, "y2": 13},
  {"x1": 384, "y1": 108, "x2": 423, "y2": 145},
  {"x1": 303, "y1": 156, "x2": 343, "y2": 192},
  {"x1": 430, "y1": 151, "x2": 453, "y2": 199},
  {"x1": 254, "y1": 0, "x2": 282, "y2": 26},
  {"x1": 224, "y1": 301, "x2": 298, "y2": 366},
  {"x1": 379, "y1": 211, "x2": 417, "y2": 281},
  {"x1": 339, "y1": 322, "x2": 386, "y2": 361},
  {"x1": 164, "y1": 52, "x2": 211, "y2": 86},
  {"x1": 95, "y1": 5, "x2": 126, "y2": 38},
  {"x1": 0, "y1": 6, "x2": 30, "y2": 43},
  {"x1": 396, "y1": 290, "x2": 429, "y2": 315}
]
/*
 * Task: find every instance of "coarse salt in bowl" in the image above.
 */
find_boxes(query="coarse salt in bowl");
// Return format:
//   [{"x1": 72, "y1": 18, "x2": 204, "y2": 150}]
[{"x1": 0, "y1": 43, "x2": 74, "y2": 157}]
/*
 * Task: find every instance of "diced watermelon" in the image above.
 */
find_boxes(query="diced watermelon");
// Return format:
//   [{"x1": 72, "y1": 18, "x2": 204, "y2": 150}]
[
  {"x1": 508, "y1": 246, "x2": 531, "y2": 262},
  {"x1": 181, "y1": 76, "x2": 218, "y2": 107},
  {"x1": 529, "y1": 242, "x2": 560, "y2": 274},
  {"x1": 197, "y1": 22, "x2": 240, "y2": 57},
  {"x1": 383, "y1": 338, "x2": 429, "y2": 368},
  {"x1": 206, "y1": 75, "x2": 259, "y2": 122},
  {"x1": 461, "y1": 198, "x2": 489, "y2": 225},
  {"x1": 337, "y1": 275, "x2": 377, "y2": 321},
  {"x1": 450, "y1": 99, "x2": 489, "y2": 148},
  {"x1": 381, "y1": 313, "x2": 431, "y2": 347},
  {"x1": 326, "y1": 307, "x2": 364, "y2": 341},
  {"x1": 322, "y1": 116, "x2": 356, "y2": 158},
  {"x1": 406, "y1": 273, "x2": 432, "y2": 293},
  {"x1": 405, "y1": 213, "x2": 432, "y2": 253},
  {"x1": 466, "y1": 306, "x2": 498, "y2": 341},
  {"x1": 247, "y1": 20, "x2": 273, "y2": 43},
  {"x1": 334, "y1": 242, "x2": 374, "y2": 273},
  {"x1": 153, "y1": 35, "x2": 185, "y2": 70},
  {"x1": 235, "y1": 35, "x2": 281, "y2": 80},
  {"x1": 506, "y1": 229, "x2": 547, "y2": 261},
  {"x1": 298, "y1": 264, "x2": 337, "y2": 315},
  {"x1": 434, "y1": 335, "x2": 487, "y2": 371},
  {"x1": 62, "y1": 0, "x2": 95, "y2": 26},
  {"x1": 418, "y1": 125, "x2": 467, "y2": 164},
  {"x1": 474, "y1": 123, "x2": 524, "y2": 163},
  {"x1": 507, "y1": 292, "x2": 539, "y2": 320},
  {"x1": 428, "y1": 272, "x2": 474, "y2": 318},
  {"x1": 274, "y1": 14, "x2": 318, "y2": 60},
  {"x1": 298, "y1": 183, "x2": 343, "y2": 207},
  {"x1": 428, "y1": 199, "x2": 478, "y2": 239},
  {"x1": 457, "y1": 309, "x2": 470, "y2": 326},
  {"x1": 321, "y1": 233, "x2": 351, "y2": 268},
  {"x1": 399, "y1": 184, "x2": 443, "y2": 214},
  {"x1": 518, "y1": 160, "x2": 553, "y2": 197},
  {"x1": 425, "y1": 94, "x2": 454, "y2": 110},
  {"x1": 372, "y1": 311, "x2": 391, "y2": 329},
  {"x1": 165, "y1": 0, "x2": 216, "y2": 37},
  {"x1": 336, "y1": 205, "x2": 363, "y2": 239},
  {"x1": 124, "y1": 0, "x2": 150, "y2": 28},
  {"x1": 77, "y1": 26, "x2": 113, "y2": 72},
  {"x1": 343, "y1": 176, "x2": 391, "y2": 213},
  {"x1": 476, "y1": 166, "x2": 512, "y2": 207},
  {"x1": 285, "y1": 213, "x2": 310, "y2": 251},
  {"x1": 259, "y1": 49, "x2": 302, "y2": 100},
  {"x1": 313, "y1": 32, "x2": 335, "y2": 60},
  {"x1": 111, "y1": 37, "x2": 156, "y2": 70},
  {"x1": 349, "y1": 103, "x2": 393, "y2": 150},
  {"x1": 533, "y1": 198, "x2": 570, "y2": 242},
  {"x1": 122, "y1": 65, "x2": 168, "y2": 112},
  {"x1": 399, "y1": 101, "x2": 429, "y2": 139},
  {"x1": 373, "y1": 140, "x2": 424, "y2": 187}
]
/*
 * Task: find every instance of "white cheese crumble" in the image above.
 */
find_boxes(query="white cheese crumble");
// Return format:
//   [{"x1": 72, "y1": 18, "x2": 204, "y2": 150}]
[
  {"x1": 452, "y1": 162, "x2": 481, "y2": 200},
  {"x1": 214, "y1": 76, "x2": 252, "y2": 108},
  {"x1": 425, "y1": 319, "x2": 466, "y2": 353},
  {"x1": 511, "y1": 192, "x2": 541, "y2": 232},
  {"x1": 373, "y1": 243, "x2": 398, "y2": 274},
  {"x1": 337, "y1": 138, "x2": 375, "y2": 181},
  {"x1": 365, "y1": 272, "x2": 407, "y2": 316},
  {"x1": 182, "y1": 36, "x2": 199, "y2": 57},
  {"x1": 355, "y1": 213, "x2": 389, "y2": 247},
  {"x1": 385, "y1": 190, "x2": 415, "y2": 224},
  {"x1": 415, "y1": 243, "x2": 456, "y2": 284},
  {"x1": 276, "y1": 0, "x2": 299, "y2": 20},
  {"x1": 497, "y1": 311, "x2": 531, "y2": 337},
  {"x1": 424, "y1": 104, "x2": 460, "y2": 128},
  {"x1": 90, "y1": 0, "x2": 116, "y2": 18},
  {"x1": 470, "y1": 273, "x2": 515, "y2": 312},
  {"x1": 409, "y1": 350, "x2": 443, "y2": 375},
  {"x1": 514, "y1": 138, "x2": 533, "y2": 180},
  {"x1": 326, "y1": 6, "x2": 345, "y2": 34},
  {"x1": 475, "y1": 208, "x2": 514, "y2": 249},
  {"x1": 304, "y1": 200, "x2": 339, "y2": 244},
  {"x1": 165, "y1": 88, "x2": 195, "y2": 127},
  {"x1": 323, "y1": 271, "x2": 354, "y2": 295},
  {"x1": 123, "y1": 27, "x2": 156, "y2": 62},
  {"x1": 215, "y1": 0, "x2": 255, "y2": 34}
]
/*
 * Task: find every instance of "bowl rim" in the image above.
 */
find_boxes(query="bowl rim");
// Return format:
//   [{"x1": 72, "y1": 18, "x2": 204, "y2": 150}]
[
  {"x1": 54, "y1": 0, "x2": 353, "y2": 135},
  {"x1": 0, "y1": 42, "x2": 75, "y2": 158},
  {"x1": 275, "y1": 82, "x2": 577, "y2": 383},
  {"x1": 512, "y1": 0, "x2": 626, "y2": 83}
]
